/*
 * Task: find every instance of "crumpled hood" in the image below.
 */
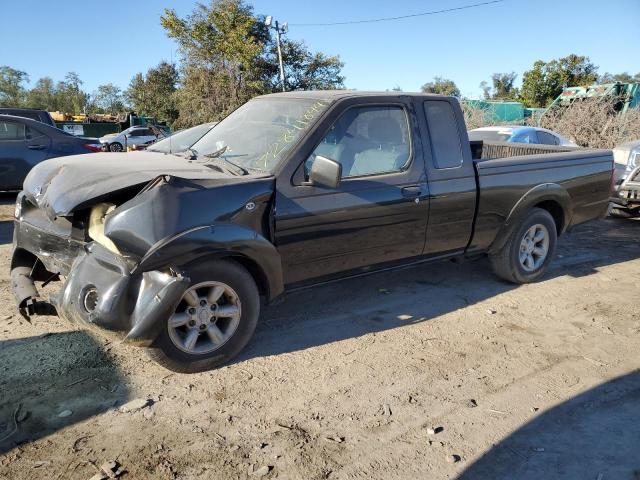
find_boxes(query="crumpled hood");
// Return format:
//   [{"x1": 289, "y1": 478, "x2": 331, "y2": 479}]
[{"x1": 23, "y1": 151, "x2": 243, "y2": 218}]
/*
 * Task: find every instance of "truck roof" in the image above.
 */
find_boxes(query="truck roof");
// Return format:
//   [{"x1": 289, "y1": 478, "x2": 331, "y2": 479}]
[{"x1": 257, "y1": 90, "x2": 453, "y2": 102}]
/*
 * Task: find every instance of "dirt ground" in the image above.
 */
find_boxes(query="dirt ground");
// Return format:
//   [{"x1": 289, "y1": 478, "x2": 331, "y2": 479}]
[{"x1": 0, "y1": 196, "x2": 638, "y2": 480}]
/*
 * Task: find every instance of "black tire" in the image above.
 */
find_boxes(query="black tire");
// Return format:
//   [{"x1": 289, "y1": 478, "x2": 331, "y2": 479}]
[
  {"x1": 109, "y1": 142, "x2": 123, "y2": 152},
  {"x1": 489, "y1": 208, "x2": 557, "y2": 284},
  {"x1": 609, "y1": 206, "x2": 637, "y2": 219},
  {"x1": 147, "y1": 259, "x2": 260, "y2": 373}
]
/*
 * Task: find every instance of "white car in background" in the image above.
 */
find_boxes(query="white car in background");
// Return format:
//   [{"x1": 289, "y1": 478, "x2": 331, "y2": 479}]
[
  {"x1": 610, "y1": 139, "x2": 640, "y2": 218},
  {"x1": 468, "y1": 126, "x2": 577, "y2": 147},
  {"x1": 99, "y1": 126, "x2": 160, "y2": 152}
]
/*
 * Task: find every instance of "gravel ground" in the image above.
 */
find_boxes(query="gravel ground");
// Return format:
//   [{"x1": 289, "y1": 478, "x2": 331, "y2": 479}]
[{"x1": 0, "y1": 196, "x2": 638, "y2": 480}]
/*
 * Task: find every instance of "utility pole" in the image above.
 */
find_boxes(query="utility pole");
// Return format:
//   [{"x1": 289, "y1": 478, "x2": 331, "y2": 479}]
[{"x1": 265, "y1": 16, "x2": 288, "y2": 92}]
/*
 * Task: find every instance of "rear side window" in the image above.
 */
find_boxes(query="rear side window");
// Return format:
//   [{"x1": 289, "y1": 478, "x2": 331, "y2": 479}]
[
  {"x1": 423, "y1": 101, "x2": 464, "y2": 169},
  {"x1": 537, "y1": 131, "x2": 559, "y2": 145},
  {"x1": 0, "y1": 120, "x2": 26, "y2": 141},
  {"x1": 26, "y1": 126, "x2": 46, "y2": 140}
]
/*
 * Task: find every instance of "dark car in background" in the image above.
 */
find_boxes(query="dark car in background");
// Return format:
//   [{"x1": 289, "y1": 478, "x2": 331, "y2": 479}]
[
  {"x1": 147, "y1": 122, "x2": 218, "y2": 153},
  {"x1": 0, "y1": 107, "x2": 57, "y2": 128},
  {"x1": 0, "y1": 114, "x2": 101, "y2": 191},
  {"x1": 146, "y1": 122, "x2": 217, "y2": 154}
]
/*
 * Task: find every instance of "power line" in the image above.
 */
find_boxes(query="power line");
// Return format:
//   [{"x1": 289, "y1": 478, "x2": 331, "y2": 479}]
[{"x1": 290, "y1": 0, "x2": 504, "y2": 26}]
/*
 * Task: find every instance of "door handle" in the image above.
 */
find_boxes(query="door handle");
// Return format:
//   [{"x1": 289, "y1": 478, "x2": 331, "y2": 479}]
[
  {"x1": 401, "y1": 186, "x2": 422, "y2": 198},
  {"x1": 27, "y1": 145, "x2": 46, "y2": 150}
]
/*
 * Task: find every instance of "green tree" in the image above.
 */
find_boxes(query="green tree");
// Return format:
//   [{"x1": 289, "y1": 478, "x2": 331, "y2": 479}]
[
  {"x1": 0, "y1": 66, "x2": 29, "y2": 106},
  {"x1": 127, "y1": 61, "x2": 179, "y2": 123},
  {"x1": 421, "y1": 76, "x2": 460, "y2": 97},
  {"x1": 520, "y1": 54, "x2": 599, "y2": 107},
  {"x1": 93, "y1": 83, "x2": 126, "y2": 114},
  {"x1": 26, "y1": 77, "x2": 57, "y2": 110},
  {"x1": 273, "y1": 39, "x2": 344, "y2": 91},
  {"x1": 54, "y1": 72, "x2": 88, "y2": 114},
  {"x1": 161, "y1": 0, "x2": 344, "y2": 127},
  {"x1": 161, "y1": 0, "x2": 268, "y2": 124},
  {"x1": 599, "y1": 72, "x2": 640, "y2": 84},
  {"x1": 480, "y1": 72, "x2": 519, "y2": 101}
]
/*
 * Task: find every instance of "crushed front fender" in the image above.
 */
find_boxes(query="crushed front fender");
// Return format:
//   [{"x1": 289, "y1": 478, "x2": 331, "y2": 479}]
[{"x1": 48, "y1": 242, "x2": 189, "y2": 346}]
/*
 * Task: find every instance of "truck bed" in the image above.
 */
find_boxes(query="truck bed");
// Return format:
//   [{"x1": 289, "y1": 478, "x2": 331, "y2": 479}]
[
  {"x1": 469, "y1": 140, "x2": 579, "y2": 160},
  {"x1": 469, "y1": 149, "x2": 613, "y2": 251}
]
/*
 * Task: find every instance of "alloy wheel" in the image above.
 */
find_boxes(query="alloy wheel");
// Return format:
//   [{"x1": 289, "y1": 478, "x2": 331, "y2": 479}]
[
  {"x1": 518, "y1": 223, "x2": 549, "y2": 272},
  {"x1": 167, "y1": 281, "x2": 242, "y2": 355}
]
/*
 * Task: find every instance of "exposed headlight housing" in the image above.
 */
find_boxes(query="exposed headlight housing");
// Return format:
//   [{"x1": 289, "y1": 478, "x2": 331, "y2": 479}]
[{"x1": 88, "y1": 203, "x2": 120, "y2": 254}]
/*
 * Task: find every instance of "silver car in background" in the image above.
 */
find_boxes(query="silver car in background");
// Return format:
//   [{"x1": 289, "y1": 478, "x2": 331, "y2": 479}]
[
  {"x1": 99, "y1": 126, "x2": 160, "y2": 152},
  {"x1": 610, "y1": 140, "x2": 640, "y2": 218},
  {"x1": 146, "y1": 122, "x2": 217, "y2": 154}
]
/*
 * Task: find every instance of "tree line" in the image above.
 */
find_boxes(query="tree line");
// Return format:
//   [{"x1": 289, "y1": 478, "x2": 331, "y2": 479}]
[
  {"x1": 0, "y1": 0, "x2": 344, "y2": 128},
  {"x1": 420, "y1": 54, "x2": 639, "y2": 107},
  {"x1": 2, "y1": 0, "x2": 638, "y2": 126}
]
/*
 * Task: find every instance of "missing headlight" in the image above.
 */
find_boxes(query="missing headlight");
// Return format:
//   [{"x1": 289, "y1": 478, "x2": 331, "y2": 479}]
[
  {"x1": 83, "y1": 287, "x2": 99, "y2": 313},
  {"x1": 88, "y1": 203, "x2": 120, "y2": 254}
]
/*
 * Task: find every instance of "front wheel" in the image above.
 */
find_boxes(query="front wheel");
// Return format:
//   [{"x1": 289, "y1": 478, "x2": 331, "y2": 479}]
[
  {"x1": 147, "y1": 259, "x2": 260, "y2": 373},
  {"x1": 109, "y1": 142, "x2": 123, "y2": 152},
  {"x1": 489, "y1": 208, "x2": 557, "y2": 284}
]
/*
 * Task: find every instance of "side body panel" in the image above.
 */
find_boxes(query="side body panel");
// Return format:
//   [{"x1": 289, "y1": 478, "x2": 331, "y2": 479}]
[
  {"x1": 471, "y1": 150, "x2": 613, "y2": 252},
  {"x1": 414, "y1": 98, "x2": 477, "y2": 255},
  {"x1": 274, "y1": 95, "x2": 431, "y2": 286}
]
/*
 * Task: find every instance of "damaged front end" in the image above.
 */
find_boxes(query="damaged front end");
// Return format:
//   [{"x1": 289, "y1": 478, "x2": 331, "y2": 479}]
[
  {"x1": 11, "y1": 165, "x2": 279, "y2": 346},
  {"x1": 11, "y1": 191, "x2": 190, "y2": 345}
]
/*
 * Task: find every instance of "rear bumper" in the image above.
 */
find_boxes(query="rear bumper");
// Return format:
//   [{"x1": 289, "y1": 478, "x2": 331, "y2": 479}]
[{"x1": 12, "y1": 215, "x2": 189, "y2": 346}]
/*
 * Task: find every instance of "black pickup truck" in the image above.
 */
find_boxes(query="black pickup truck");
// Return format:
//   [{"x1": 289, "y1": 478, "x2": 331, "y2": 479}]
[{"x1": 11, "y1": 91, "x2": 613, "y2": 372}]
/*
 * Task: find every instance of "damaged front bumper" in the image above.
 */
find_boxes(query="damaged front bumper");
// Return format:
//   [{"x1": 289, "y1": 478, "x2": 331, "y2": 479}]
[{"x1": 11, "y1": 211, "x2": 190, "y2": 346}]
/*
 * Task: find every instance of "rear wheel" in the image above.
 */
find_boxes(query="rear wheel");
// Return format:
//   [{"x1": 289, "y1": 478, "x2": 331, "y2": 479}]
[
  {"x1": 109, "y1": 142, "x2": 123, "y2": 152},
  {"x1": 489, "y1": 208, "x2": 557, "y2": 284},
  {"x1": 147, "y1": 259, "x2": 260, "y2": 373}
]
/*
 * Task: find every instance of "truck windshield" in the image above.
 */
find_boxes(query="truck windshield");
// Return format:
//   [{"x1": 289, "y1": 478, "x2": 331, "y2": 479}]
[{"x1": 189, "y1": 97, "x2": 330, "y2": 173}]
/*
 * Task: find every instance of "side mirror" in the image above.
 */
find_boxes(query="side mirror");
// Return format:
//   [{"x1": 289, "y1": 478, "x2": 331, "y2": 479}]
[{"x1": 309, "y1": 155, "x2": 341, "y2": 189}]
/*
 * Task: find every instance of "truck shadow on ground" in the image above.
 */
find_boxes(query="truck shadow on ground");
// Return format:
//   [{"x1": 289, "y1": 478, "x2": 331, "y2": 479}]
[
  {"x1": 238, "y1": 218, "x2": 640, "y2": 363},
  {"x1": 0, "y1": 330, "x2": 128, "y2": 455},
  {"x1": 457, "y1": 369, "x2": 640, "y2": 480}
]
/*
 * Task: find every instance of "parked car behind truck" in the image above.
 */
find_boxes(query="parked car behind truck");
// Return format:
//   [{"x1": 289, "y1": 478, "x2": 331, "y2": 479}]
[
  {"x1": 99, "y1": 126, "x2": 163, "y2": 152},
  {"x1": 610, "y1": 139, "x2": 640, "y2": 217},
  {"x1": 145, "y1": 122, "x2": 217, "y2": 154},
  {"x1": 11, "y1": 91, "x2": 613, "y2": 372},
  {"x1": 468, "y1": 126, "x2": 577, "y2": 146},
  {"x1": 0, "y1": 107, "x2": 57, "y2": 128},
  {"x1": 0, "y1": 114, "x2": 101, "y2": 191}
]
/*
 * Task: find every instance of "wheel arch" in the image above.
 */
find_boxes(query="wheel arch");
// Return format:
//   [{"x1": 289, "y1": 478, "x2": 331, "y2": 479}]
[
  {"x1": 489, "y1": 183, "x2": 572, "y2": 254},
  {"x1": 135, "y1": 224, "x2": 284, "y2": 301}
]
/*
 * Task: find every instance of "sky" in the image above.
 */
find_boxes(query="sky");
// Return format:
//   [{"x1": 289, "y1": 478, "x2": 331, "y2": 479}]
[{"x1": 1, "y1": 0, "x2": 638, "y2": 99}]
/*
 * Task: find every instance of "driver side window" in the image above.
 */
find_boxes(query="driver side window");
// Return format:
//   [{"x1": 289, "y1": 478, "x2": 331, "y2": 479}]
[{"x1": 305, "y1": 105, "x2": 411, "y2": 179}]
